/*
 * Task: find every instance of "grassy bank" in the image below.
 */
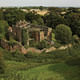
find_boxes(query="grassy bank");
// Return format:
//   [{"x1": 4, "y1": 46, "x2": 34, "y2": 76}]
[
  {"x1": 0, "y1": 44, "x2": 80, "y2": 80},
  {"x1": 20, "y1": 63, "x2": 80, "y2": 80},
  {"x1": 0, "y1": 62, "x2": 80, "y2": 80}
]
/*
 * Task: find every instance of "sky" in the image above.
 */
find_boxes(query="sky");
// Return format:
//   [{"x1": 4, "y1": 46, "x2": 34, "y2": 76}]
[{"x1": 0, "y1": 0, "x2": 80, "y2": 7}]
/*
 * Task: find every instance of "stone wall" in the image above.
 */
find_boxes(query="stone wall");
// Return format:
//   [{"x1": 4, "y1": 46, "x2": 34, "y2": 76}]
[
  {"x1": 0, "y1": 39, "x2": 10, "y2": 50},
  {"x1": 12, "y1": 27, "x2": 22, "y2": 42},
  {"x1": 47, "y1": 28, "x2": 52, "y2": 41},
  {"x1": 29, "y1": 31, "x2": 40, "y2": 42},
  {"x1": 40, "y1": 31, "x2": 44, "y2": 41},
  {"x1": 0, "y1": 39, "x2": 27, "y2": 54}
]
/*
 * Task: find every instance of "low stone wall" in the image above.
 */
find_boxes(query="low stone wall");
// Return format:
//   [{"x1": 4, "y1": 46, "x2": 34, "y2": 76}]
[
  {"x1": 0, "y1": 39, "x2": 10, "y2": 50},
  {"x1": 0, "y1": 39, "x2": 27, "y2": 54}
]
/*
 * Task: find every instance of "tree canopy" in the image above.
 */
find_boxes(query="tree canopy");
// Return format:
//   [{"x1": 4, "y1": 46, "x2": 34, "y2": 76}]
[
  {"x1": 64, "y1": 13, "x2": 80, "y2": 36},
  {"x1": 0, "y1": 20, "x2": 9, "y2": 39},
  {"x1": 25, "y1": 11, "x2": 44, "y2": 25},
  {"x1": 55, "y1": 24, "x2": 72, "y2": 44},
  {"x1": 43, "y1": 12, "x2": 64, "y2": 28},
  {"x1": 4, "y1": 9, "x2": 26, "y2": 26}
]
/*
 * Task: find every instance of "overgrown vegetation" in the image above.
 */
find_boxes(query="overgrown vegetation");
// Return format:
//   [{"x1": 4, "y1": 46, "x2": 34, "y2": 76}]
[
  {"x1": 0, "y1": 51, "x2": 5, "y2": 74},
  {"x1": 0, "y1": 7, "x2": 80, "y2": 80},
  {"x1": 0, "y1": 43, "x2": 80, "y2": 80}
]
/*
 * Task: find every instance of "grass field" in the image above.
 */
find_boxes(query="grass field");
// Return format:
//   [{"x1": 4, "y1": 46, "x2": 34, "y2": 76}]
[
  {"x1": 0, "y1": 45, "x2": 80, "y2": 80},
  {"x1": 20, "y1": 63, "x2": 80, "y2": 80},
  {"x1": 0, "y1": 61, "x2": 43, "y2": 80},
  {"x1": 1, "y1": 61, "x2": 79, "y2": 80}
]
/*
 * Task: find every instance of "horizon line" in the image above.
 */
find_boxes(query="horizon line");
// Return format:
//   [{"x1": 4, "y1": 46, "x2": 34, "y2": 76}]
[{"x1": 0, "y1": 5, "x2": 80, "y2": 8}]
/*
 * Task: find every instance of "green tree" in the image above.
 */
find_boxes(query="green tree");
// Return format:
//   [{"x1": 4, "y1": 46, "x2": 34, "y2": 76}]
[
  {"x1": 0, "y1": 10, "x2": 4, "y2": 20},
  {"x1": 67, "y1": 7, "x2": 79, "y2": 13},
  {"x1": 32, "y1": 20, "x2": 38, "y2": 25},
  {"x1": 43, "y1": 12, "x2": 64, "y2": 28},
  {"x1": 64, "y1": 13, "x2": 80, "y2": 36},
  {"x1": 4, "y1": 9, "x2": 26, "y2": 26},
  {"x1": 48, "y1": 7, "x2": 62, "y2": 14},
  {"x1": 39, "y1": 6, "x2": 44, "y2": 10},
  {"x1": 25, "y1": 12, "x2": 44, "y2": 25},
  {"x1": 55, "y1": 24, "x2": 72, "y2": 44},
  {"x1": 22, "y1": 29, "x2": 28, "y2": 45},
  {"x1": 0, "y1": 20, "x2": 9, "y2": 39}
]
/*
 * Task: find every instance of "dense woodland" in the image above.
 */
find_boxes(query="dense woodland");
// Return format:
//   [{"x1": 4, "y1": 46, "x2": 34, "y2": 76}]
[{"x1": 0, "y1": 7, "x2": 80, "y2": 80}]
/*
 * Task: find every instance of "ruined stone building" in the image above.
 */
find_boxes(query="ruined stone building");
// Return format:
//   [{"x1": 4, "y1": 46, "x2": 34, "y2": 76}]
[{"x1": 8, "y1": 20, "x2": 52, "y2": 46}]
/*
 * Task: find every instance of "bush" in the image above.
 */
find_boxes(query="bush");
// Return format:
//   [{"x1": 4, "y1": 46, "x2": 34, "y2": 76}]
[
  {"x1": 24, "y1": 51, "x2": 39, "y2": 58},
  {"x1": 2, "y1": 48, "x2": 26, "y2": 62},
  {"x1": 36, "y1": 40, "x2": 49, "y2": 49},
  {"x1": 73, "y1": 35, "x2": 80, "y2": 44},
  {"x1": 0, "y1": 51, "x2": 5, "y2": 74},
  {"x1": 55, "y1": 24, "x2": 72, "y2": 44},
  {"x1": 53, "y1": 41, "x2": 62, "y2": 48},
  {"x1": 9, "y1": 50, "x2": 26, "y2": 62},
  {"x1": 0, "y1": 20, "x2": 9, "y2": 39},
  {"x1": 66, "y1": 57, "x2": 80, "y2": 66},
  {"x1": 22, "y1": 29, "x2": 28, "y2": 46}
]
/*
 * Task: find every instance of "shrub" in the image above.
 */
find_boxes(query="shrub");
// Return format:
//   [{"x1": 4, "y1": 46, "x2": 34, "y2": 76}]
[
  {"x1": 22, "y1": 29, "x2": 28, "y2": 46},
  {"x1": 55, "y1": 24, "x2": 72, "y2": 44},
  {"x1": 0, "y1": 20, "x2": 9, "y2": 39},
  {"x1": 73, "y1": 35, "x2": 80, "y2": 44},
  {"x1": 24, "y1": 51, "x2": 39, "y2": 58},
  {"x1": 10, "y1": 50, "x2": 26, "y2": 62},
  {"x1": 8, "y1": 39, "x2": 19, "y2": 46},
  {"x1": 36, "y1": 40, "x2": 49, "y2": 49},
  {"x1": 66, "y1": 57, "x2": 80, "y2": 66},
  {"x1": 53, "y1": 41, "x2": 62, "y2": 48},
  {"x1": 2, "y1": 48, "x2": 26, "y2": 62},
  {"x1": 0, "y1": 51, "x2": 5, "y2": 74}
]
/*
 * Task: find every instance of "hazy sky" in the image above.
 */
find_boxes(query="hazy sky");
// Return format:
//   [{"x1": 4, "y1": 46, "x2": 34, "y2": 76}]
[{"x1": 0, "y1": 0, "x2": 80, "y2": 7}]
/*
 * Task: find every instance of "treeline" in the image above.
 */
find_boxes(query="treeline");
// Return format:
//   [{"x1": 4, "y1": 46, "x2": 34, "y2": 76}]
[{"x1": 0, "y1": 7, "x2": 80, "y2": 36}]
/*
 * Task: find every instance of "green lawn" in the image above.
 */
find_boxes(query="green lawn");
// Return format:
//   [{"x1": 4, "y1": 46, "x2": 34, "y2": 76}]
[
  {"x1": 20, "y1": 63, "x2": 80, "y2": 80},
  {"x1": 0, "y1": 61, "x2": 80, "y2": 80}
]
